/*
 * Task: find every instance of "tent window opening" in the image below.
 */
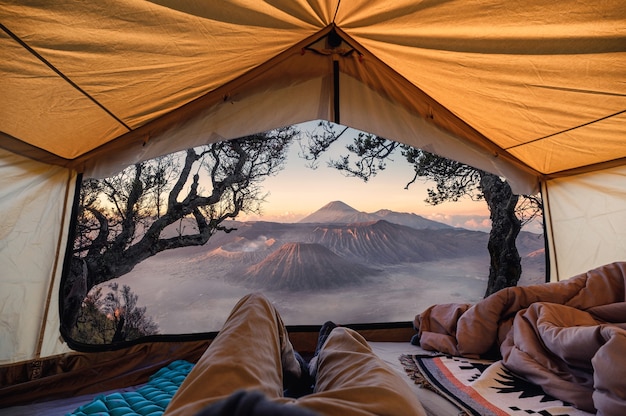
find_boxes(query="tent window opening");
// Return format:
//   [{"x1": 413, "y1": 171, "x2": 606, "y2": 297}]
[{"x1": 61, "y1": 122, "x2": 545, "y2": 346}]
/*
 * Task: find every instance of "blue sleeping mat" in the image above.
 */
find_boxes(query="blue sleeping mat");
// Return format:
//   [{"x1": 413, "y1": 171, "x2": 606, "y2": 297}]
[{"x1": 67, "y1": 360, "x2": 194, "y2": 416}]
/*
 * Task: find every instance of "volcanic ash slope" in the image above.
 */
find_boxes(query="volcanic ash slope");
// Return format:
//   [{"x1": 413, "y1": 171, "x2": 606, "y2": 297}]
[{"x1": 239, "y1": 242, "x2": 381, "y2": 291}]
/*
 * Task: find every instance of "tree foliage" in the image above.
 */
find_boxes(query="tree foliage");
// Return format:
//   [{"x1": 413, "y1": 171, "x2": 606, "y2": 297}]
[
  {"x1": 300, "y1": 121, "x2": 542, "y2": 296},
  {"x1": 63, "y1": 128, "x2": 296, "y2": 338},
  {"x1": 71, "y1": 283, "x2": 159, "y2": 344}
]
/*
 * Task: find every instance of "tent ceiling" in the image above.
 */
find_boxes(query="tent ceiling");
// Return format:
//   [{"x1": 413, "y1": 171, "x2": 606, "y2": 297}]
[{"x1": 1, "y1": 0, "x2": 625, "y2": 181}]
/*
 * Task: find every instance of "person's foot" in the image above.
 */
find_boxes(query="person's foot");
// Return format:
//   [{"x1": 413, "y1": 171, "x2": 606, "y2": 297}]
[
  {"x1": 316, "y1": 321, "x2": 338, "y2": 355},
  {"x1": 308, "y1": 321, "x2": 338, "y2": 378},
  {"x1": 283, "y1": 351, "x2": 314, "y2": 398}
]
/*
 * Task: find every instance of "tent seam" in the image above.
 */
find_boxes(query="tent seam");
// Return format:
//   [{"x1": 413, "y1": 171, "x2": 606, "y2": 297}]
[
  {"x1": 332, "y1": 0, "x2": 341, "y2": 23},
  {"x1": 0, "y1": 23, "x2": 131, "y2": 133},
  {"x1": 506, "y1": 109, "x2": 626, "y2": 151},
  {"x1": 35, "y1": 170, "x2": 75, "y2": 358}
]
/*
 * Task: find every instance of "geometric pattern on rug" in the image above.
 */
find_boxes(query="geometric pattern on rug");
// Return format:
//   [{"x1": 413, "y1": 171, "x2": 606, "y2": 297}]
[{"x1": 400, "y1": 355, "x2": 593, "y2": 416}]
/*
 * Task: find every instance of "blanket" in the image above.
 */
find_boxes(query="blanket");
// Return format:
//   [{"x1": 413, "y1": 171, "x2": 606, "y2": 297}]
[{"x1": 413, "y1": 262, "x2": 626, "y2": 416}]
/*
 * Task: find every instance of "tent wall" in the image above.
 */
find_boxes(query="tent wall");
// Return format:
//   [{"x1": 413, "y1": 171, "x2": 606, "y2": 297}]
[
  {"x1": 0, "y1": 148, "x2": 73, "y2": 364},
  {"x1": 544, "y1": 164, "x2": 626, "y2": 282}
]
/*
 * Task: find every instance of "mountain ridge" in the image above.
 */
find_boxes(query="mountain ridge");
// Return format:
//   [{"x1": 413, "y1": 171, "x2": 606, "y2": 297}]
[
  {"x1": 309, "y1": 219, "x2": 487, "y2": 264},
  {"x1": 298, "y1": 200, "x2": 451, "y2": 230},
  {"x1": 160, "y1": 201, "x2": 545, "y2": 291}
]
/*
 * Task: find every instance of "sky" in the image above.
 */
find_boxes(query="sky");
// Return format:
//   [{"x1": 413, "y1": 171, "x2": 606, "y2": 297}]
[{"x1": 236, "y1": 121, "x2": 503, "y2": 232}]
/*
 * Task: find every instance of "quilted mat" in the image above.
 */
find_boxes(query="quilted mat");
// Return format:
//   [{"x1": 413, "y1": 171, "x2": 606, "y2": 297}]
[{"x1": 68, "y1": 360, "x2": 194, "y2": 416}]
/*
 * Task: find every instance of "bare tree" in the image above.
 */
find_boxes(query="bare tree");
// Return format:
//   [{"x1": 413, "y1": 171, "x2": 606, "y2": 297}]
[{"x1": 62, "y1": 129, "x2": 296, "y2": 333}]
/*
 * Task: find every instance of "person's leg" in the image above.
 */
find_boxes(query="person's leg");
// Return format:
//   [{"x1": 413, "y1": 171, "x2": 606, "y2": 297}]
[
  {"x1": 164, "y1": 293, "x2": 301, "y2": 416},
  {"x1": 297, "y1": 327, "x2": 427, "y2": 416}
]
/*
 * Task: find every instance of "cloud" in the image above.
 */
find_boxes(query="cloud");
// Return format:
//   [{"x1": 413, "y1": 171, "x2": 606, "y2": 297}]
[
  {"x1": 428, "y1": 213, "x2": 543, "y2": 234},
  {"x1": 234, "y1": 235, "x2": 271, "y2": 252},
  {"x1": 427, "y1": 213, "x2": 491, "y2": 232},
  {"x1": 463, "y1": 217, "x2": 492, "y2": 230}
]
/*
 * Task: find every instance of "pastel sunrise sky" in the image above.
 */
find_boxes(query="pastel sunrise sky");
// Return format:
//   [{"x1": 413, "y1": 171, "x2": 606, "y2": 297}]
[{"x1": 237, "y1": 121, "x2": 527, "y2": 233}]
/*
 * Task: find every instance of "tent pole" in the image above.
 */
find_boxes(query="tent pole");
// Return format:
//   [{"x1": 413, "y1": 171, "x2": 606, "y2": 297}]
[
  {"x1": 333, "y1": 59, "x2": 340, "y2": 124},
  {"x1": 541, "y1": 181, "x2": 560, "y2": 282}
]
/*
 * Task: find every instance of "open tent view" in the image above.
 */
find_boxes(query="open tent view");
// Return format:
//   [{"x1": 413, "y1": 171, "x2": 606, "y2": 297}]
[
  {"x1": 1, "y1": 1, "x2": 625, "y2": 415},
  {"x1": 63, "y1": 124, "x2": 546, "y2": 344}
]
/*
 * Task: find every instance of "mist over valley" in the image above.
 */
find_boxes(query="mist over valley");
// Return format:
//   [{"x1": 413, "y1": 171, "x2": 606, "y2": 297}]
[{"x1": 102, "y1": 201, "x2": 545, "y2": 334}]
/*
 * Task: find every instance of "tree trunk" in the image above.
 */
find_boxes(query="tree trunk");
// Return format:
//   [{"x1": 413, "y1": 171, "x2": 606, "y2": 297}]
[{"x1": 480, "y1": 172, "x2": 522, "y2": 297}]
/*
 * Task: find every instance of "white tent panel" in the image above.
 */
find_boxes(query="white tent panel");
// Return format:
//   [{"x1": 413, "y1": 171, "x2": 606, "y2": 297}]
[
  {"x1": 0, "y1": 149, "x2": 73, "y2": 363},
  {"x1": 84, "y1": 76, "x2": 333, "y2": 179},
  {"x1": 545, "y1": 164, "x2": 626, "y2": 281},
  {"x1": 85, "y1": 70, "x2": 538, "y2": 194},
  {"x1": 339, "y1": 73, "x2": 538, "y2": 195}
]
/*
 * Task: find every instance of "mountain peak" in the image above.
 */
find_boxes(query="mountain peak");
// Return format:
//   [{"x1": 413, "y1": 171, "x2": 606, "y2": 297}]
[
  {"x1": 299, "y1": 201, "x2": 374, "y2": 224},
  {"x1": 320, "y1": 200, "x2": 358, "y2": 212},
  {"x1": 372, "y1": 209, "x2": 451, "y2": 230}
]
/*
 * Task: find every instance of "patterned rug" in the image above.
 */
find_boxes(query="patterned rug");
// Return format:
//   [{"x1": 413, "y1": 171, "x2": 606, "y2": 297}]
[{"x1": 399, "y1": 354, "x2": 592, "y2": 416}]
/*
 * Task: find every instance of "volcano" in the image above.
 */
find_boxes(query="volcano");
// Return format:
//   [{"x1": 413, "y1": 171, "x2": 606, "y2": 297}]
[
  {"x1": 299, "y1": 200, "x2": 450, "y2": 230},
  {"x1": 298, "y1": 201, "x2": 377, "y2": 224},
  {"x1": 240, "y1": 242, "x2": 380, "y2": 291}
]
